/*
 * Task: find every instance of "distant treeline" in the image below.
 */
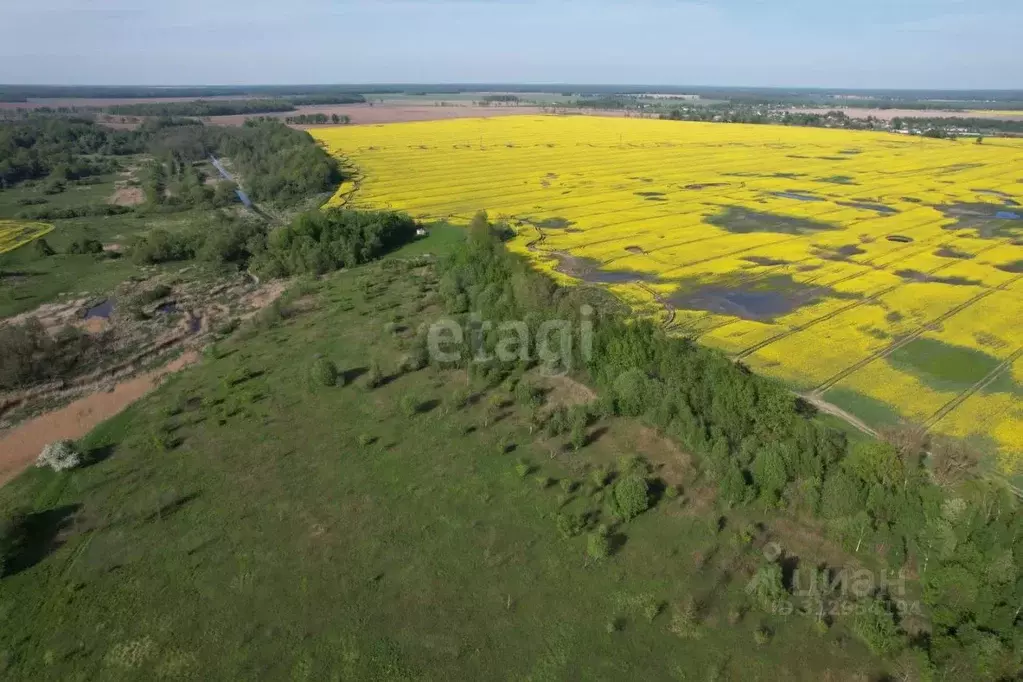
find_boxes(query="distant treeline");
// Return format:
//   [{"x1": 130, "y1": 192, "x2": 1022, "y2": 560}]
[
  {"x1": 284, "y1": 113, "x2": 351, "y2": 125},
  {"x1": 0, "y1": 115, "x2": 342, "y2": 207},
  {"x1": 0, "y1": 85, "x2": 374, "y2": 100},
  {"x1": 481, "y1": 95, "x2": 520, "y2": 103},
  {"x1": 892, "y1": 116, "x2": 1023, "y2": 135}
]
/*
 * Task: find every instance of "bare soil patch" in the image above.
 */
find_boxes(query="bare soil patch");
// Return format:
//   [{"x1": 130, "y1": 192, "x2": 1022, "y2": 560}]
[
  {"x1": 108, "y1": 186, "x2": 145, "y2": 206},
  {"x1": 0, "y1": 351, "x2": 198, "y2": 487}
]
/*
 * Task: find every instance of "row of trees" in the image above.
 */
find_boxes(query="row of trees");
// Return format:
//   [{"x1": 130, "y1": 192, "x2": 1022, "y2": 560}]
[
  {"x1": 430, "y1": 212, "x2": 1023, "y2": 679},
  {"x1": 105, "y1": 95, "x2": 367, "y2": 118},
  {"x1": 283, "y1": 113, "x2": 350, "y2": 125}
]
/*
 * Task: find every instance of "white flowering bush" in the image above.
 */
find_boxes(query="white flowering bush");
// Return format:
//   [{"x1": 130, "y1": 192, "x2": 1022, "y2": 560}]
[{"x1": 35, "y1": 440, "x2": 81, "y2": 472}]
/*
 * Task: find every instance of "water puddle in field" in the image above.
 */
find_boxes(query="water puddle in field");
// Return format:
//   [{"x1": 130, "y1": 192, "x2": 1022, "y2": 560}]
[
  {"x1": 742, "y1": 255, "x2": 791, "y2": 267},
  {"x1": 817, "y1": 175, "x2": 857, "y2": 185},
  {"x1": 813, "y1": 244, "x2": 866, "y2": 261},
  {"x1": 771, "y1": 191, "x2": 823, "y2": 202},
  {"x1": 709, "y1": 206, "x2": 840, "y2": 235},
  {"x1": 552, "y1": 254, "x2": 657, "y2": 284},
  {"x1": 625, "y1": 246, "x2": 645, "y2": 254},
  {"x1": 894, "y1": 270, "x2": 983, "y2": 287},
  {"x1": 84, "y1": 299, "x2": 113, "y2": 319},
  {"x1": 684, "y1": 182, "x2": 728, "y2": 190},
  {"x1": 838, "y1": 201, "x2": 898, "y2": 215},
  {"x1": 995, "y1": 260, "x2": 1023, "y2": 273},
  {"x1": 939, "y1": 203, "x2": 1023, "y2": 239},
  {"x1": 934, "y1": 247, "x2": 974, "y2": 260},
  {"x1": 668, "y1": 274, "x2": 855, "y2": 322},
  {"x1": 526, "y1": 216, "x2": 575, "y2": 230}
]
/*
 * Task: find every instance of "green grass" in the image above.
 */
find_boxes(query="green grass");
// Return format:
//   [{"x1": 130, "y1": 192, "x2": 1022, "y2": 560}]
[
  {"x1": 0, "y1": 176, "x2": 217, "y2": 318},
  {"x1": 383, "y1": 221, "x2": 465, "y2": 260},
  {"x1": 0, "y1": 261, "x2": 885, "y2": 680},
  {"x1": 886, "y1": 337, "x2": 1004, "y2": 393},
  {"x1": 820, "y1": 387, "x2": 904, "y2": 429}
]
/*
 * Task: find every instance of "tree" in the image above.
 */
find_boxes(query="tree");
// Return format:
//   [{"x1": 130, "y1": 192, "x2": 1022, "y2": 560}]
[
  {"x1": 610, "y1": 474, "x2": 650, "y2": 521},
  {"x1": 751, "y1": 445, "x2": 788, "y2": 502},
  {"x1": 843, "y1": 441, "x2": 903, "y2": 488},
  {"x1": 852, "y1": 598, "x2": 904, "y2": 656}
]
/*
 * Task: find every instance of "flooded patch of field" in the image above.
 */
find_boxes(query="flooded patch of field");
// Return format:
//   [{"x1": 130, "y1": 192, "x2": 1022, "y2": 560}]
[
  {"x1": 526, "y1": 216, "x2": 575, "y2": 230},
  {"x1": 934, "y1": 246, "x2": 974, "y2": 259},
  {"x1": 771, "y1": 191, "x2": 823, "y2": 202},
  {"x1": 708, "y1": 206, "x2": 840, "y2": 235},
  {"x1": 837, "y1": 201, "x2": 898, "y2": 215},
  {"x1": 552, "y1": 254, "x2": 658, "y2": 284},
  {"x1": 995, "y1": 260, "x2": 1023, "y2": 273},
  {"x1": 813, "y1": 244, "x2": 867, "y2": 261},
  {"x1": 668, "y1": 274, "x2": 852, "y2": 322},
  {"x1": 742, "y1": 255, "x2": 791, "y2": 267},
  {"x1": 939, "y1": 203, "x2": 1023, "y2": 239},
  {"x1": 894, "y1": 269, "x2": 983, "y2": 287}
]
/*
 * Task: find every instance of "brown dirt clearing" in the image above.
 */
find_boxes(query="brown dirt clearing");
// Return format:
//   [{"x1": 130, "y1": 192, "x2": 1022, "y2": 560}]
[{"x1": 0, "y1": 351, "x2": 198, "y2": 487}]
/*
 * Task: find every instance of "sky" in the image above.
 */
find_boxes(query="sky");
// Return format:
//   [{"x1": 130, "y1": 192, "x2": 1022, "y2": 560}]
[{"x1": 1, "y1": 0, "x2": 1021, "y2": 89}]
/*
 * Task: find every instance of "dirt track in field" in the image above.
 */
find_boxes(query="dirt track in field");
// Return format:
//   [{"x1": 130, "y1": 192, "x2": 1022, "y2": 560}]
[{"x1": 0, "y1": 351, "x2": 199, "y2": 487}]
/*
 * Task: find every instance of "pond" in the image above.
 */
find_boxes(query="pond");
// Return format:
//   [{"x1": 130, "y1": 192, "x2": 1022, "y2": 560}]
[{"x1": 84, "y1": 299, "x2": 113, "y2": 319}]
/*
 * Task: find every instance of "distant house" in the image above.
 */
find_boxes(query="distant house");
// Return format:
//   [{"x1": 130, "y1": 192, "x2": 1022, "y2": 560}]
[{"x1": 416, "y1": 227, "x2": 428, "y2": 237}]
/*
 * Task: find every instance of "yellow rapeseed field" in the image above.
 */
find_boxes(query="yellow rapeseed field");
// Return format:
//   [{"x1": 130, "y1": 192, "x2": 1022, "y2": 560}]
[
  {"x1": 0, "y1": 220, "x2": 53, "y2": 254},
  {"x1": 312, "y1": 117, "x2": 1023, "y2": 471}
]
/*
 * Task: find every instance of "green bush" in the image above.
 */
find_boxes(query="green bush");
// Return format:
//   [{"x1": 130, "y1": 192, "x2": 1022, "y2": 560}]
[
  {"x1": 852, "y1": 599, "x2": 904, "y2": 657},
  {"x1": 365, "y1": 360, "x2": 383, "y2": 389},
  {"x1": 556, "y1": 512, "x2": 585, "y2": 539},
  {"x1": 310, "y1": 358, "x2": 338, "y2": 387},
  {"x1": 609, "y1": 474, "x2": 650, "y2": 521},
  {"x1": 586, "y1": 525, "x2": 611, "y2": 560}
]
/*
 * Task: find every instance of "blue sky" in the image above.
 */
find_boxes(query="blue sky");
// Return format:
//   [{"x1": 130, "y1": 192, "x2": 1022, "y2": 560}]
[{"x1": 2, "y1": 0, "x2": 1020, "y2": 88}]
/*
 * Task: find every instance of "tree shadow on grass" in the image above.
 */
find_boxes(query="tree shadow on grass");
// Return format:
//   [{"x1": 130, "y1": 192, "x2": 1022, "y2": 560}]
[
  {"x1": 142, "y1": 492, "x2": 200, "y2": 524},
  {"x1": 2, "y1": 504, "x2": 82, "y2": 577},
  {"x1": 81, "y1": 443, "x2": 116, "y2": 469},
  {"x1": 343, "y1": 366, "x2": 368, "y2": 385}
]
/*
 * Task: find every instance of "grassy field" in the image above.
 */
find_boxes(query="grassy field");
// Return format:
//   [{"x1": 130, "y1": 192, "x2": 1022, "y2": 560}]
[
  {"x1": 0, "y1": 173, "x2": 215, "y2": 319},
  {"x1": 0, "y1": 251, "x2": 893, "y2": 680},
  {"x1": 311, "y1": 116, "x2": 1023, "y2": 471}
]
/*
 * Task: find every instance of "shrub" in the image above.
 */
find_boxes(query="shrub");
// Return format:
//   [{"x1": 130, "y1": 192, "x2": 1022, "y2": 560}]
[
  {"x1": 400, "y1": 395, "x2": 420, "y2": 417},
  {"x1": 753, "y1": 626, "x2": 772, "y2": 646},
  {"x1": 586, "y1": 525, "x2": 611, "y2": 560},
  {"x1": 853, "y1": 598, "x2": 905, "y2": 657},
  {"x1": 556, "y1": 512, "x2": 585, "y2": 539},
  {"x1": 357, "y1": 433, "x2": 374, "y2": 447},
  {"x1": 536, "y1": 476, "x2": 554, "y2": 490},
  {"x1": 669, "y1": 599, "x2": 703, "y2": 639},
  {"x1": 35, "y1": 440, "x2": 81, "y2": 472},
  {"x1": 365, "y1": 360, "x2": 383, "y2": 389},
  {"x1": 514, "y1": 460, "x2": 531, "y2": 478},
  {"x1": 310, "y1": 358, "x2": 338, "y2": 387},
  {"x1": 609, "y1": 474, "x2": 650, "y2": 521},
  {"x1": 590, "y1": 465, "x2": 611, "y2": 489},
  {"x1": 32, "y1": 238, "x2": 55, "y2": 257}
]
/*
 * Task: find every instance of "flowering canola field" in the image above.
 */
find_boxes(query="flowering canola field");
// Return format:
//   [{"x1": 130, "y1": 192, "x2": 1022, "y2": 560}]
[
  {"x1": 0, "y1": 220, "x2": 53, "y2": 255},
  {"x1": 312, "y1": 117, "x2": 1023, "y2": 471}
]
